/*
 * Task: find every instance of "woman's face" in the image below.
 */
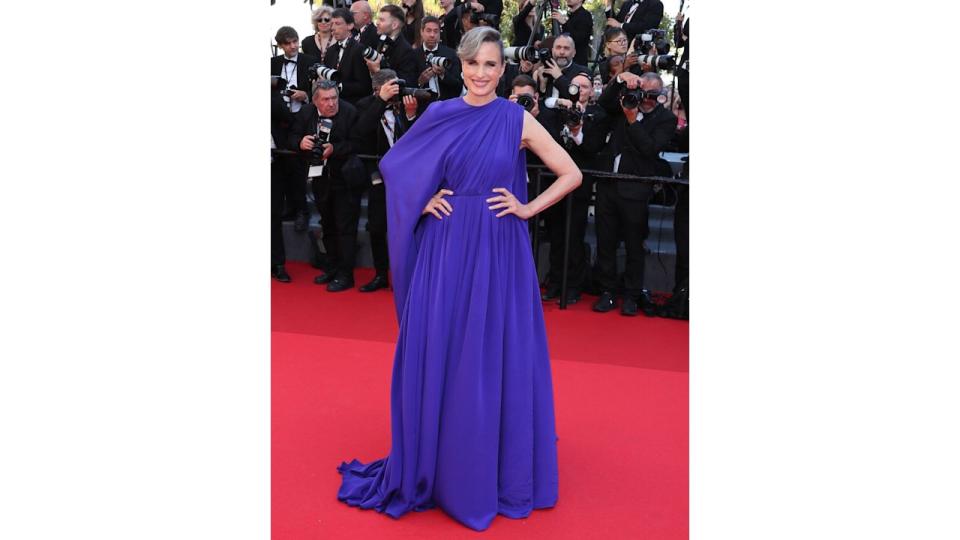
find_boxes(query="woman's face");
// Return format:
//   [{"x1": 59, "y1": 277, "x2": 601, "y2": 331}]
[
  {"x1": 607, "y1": 34, "x2": 628, "y2": 55},
  {"x1": 461, "y1": 42, "x2": 505, "y2": 99},
  {"x1": 315, "y1": 12, "x2": 332, "y2": 33}
]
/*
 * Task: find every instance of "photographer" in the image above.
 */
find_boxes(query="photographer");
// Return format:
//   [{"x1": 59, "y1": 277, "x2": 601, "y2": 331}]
[
  {"x1": 534, "y1": 34, "x2": 589, "y2": 107},
  {"x1": 349, "y1": 1, "x2": 379, "y2": 48},
  {"x1": 289, "y1": 80, "x2": 364, "y2": 292},
  {"x1": 553, "y1": 0, "x2": 593, "y2": 67},
  {"x1": 271, "y1": 77, "x2": 295, "y2": 283},
  {"x1": 541, "y1": 73, "x2": 609, "y2": 304},
  {"x1": 508, "y1": 74, "x2": 562, "y2": 168},
  {"x1": 271, "y1": 26, "x2": 321, "y2": 233},
  {"x1": 352, "y1": 69, "x2": 422, "y2": 293},
  {"x1": 512, "y1": 0, "x2": 543, "y2": 47},
  {"x1": 438, "y1": 0, "x2": 461, "y2": 49},
  {"x1": 604, "y1": 0, "x2": 663, "y2": 46},
  {"x1": 366, "y1": 4, "x2": 420, "y2": 84},
  {"x1": 674, "y1": 6, "x2": 689, "y2": 119},
  {"x1": 415, "y1": 16, "x2": 463, "y2": 101},
  {"x1": 593, "y1": 71, "x2": 676, "y2": 316},
  {"x1": 322, "y1": 8, "x2": 372, "y2": 106}
]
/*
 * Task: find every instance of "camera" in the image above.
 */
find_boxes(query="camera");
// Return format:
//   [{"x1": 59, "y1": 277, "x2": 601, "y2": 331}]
[
  {"x1": 307, "y1": 63, "x2": 341, "y2": 82},
  {"x1": 426, "y1": 53, "x2": 451, "y2": 69},
  {"x1": 633, "y1": 29, "x2": 670, "y2": 56},
  {"x1": 633, "y1": 53, "x2": 676, "y2": 71},
  {"x1": 362, "y1": 46, "x2": 383, "y2": 63},
  {"x1": 309, "y1": 117, "x2": 334, "y2": 174},
  {"x1": 619, "y1": 86, "x2": 668, "y2": 109},
  {"x1": 389, "y1": 79, "x2": 438, "y2": 102},
  {"x1": 516, "y1": 93, "x2": 536, "y2": 112},
  {"x1": 504, "y1": 45, "x2": 551, "y2": 63}
]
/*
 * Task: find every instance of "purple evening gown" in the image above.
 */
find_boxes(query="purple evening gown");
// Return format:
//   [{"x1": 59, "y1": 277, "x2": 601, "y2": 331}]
[{"x1": 336, "y1": 97, "x2": 559, "y2": 532}]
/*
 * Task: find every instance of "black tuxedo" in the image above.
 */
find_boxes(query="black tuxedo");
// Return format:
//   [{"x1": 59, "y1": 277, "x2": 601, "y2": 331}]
[
  {"x1": 289, "y1": 100, "x2": 365, "y2": 282},
  {"x1": 323, "y1": 38, "x2": 373, "y2": 105},
  {"x1": 352, "y1": 95, "x2": 421, "y2": 275},
  {"x1": 376, "y1": 34, "x2": 420, "y2": 85},
  {"x1": 593, "y1": 77, "x2": 676, "y2": 297},
  {"x1": 548, "y1": 62, "x2": 590, "y2": 102},
  {"x1": 353, "y1": 22, "x2": 379, "y2": 49},
  {"x1": 270, "y1": 53, "x2": 320, "y2": 97},
  {"x1": 415, "y1": 43, "x2": 463, "y2": 101},
  {"x1": 611, "y1": 0, "x2": 664, "y2": 45},
  {"x1": 542, "y1": 103, "x2": 610, "y2": 292},
  {"x1": 271, "y1": 88, "x2": 295, "y2": 268},
  {"x1": 561, "y1": 6, "x2": 594, "y2": 67},
  {"x1": 271, "y1": 53, "x2": 320, "y2": 218}
]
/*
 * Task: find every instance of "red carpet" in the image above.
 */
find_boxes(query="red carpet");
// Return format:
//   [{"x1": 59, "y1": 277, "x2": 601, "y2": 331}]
[{"x1": 273, "y1": 262, "x2": 688, "y2": 539}]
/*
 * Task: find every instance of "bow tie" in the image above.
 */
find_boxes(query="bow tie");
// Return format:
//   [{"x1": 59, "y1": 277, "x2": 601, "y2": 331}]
[
  {"x1": 283, "y1": 58, "x2": 297, "y2": 64},
  {"x1": 336, "y1": 40, "x2": 349, "y2": 49},
  {"x1": 424, "y1": 48, "x2": 438, "y2": 53}
]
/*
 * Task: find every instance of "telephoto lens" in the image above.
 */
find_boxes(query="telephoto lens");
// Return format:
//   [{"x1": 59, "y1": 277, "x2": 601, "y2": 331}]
[
  {"x1": 504, "y1": 46, "x2": 544, "y2": 63},
  {"x1": 635, "y1": 53, "x2": 676, "y2": 71},
  {"x1": 362, "y1": 46, "x2": 383, "y2": 63},
  {"x1": 427, "y1": 54, "x2": 451, "y2": 69},
  {"x1": 309, "y1": 63, "x2": 342, "y2": 82}
]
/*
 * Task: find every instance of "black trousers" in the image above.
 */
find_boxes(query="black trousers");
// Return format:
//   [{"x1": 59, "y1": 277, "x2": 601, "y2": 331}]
[
  {"x1": 673, "y1": 183, "x2": 688, "y2": 291},
  {"x1": 595, "y1": 182, "x2": 652, "y2": 297},
  {"x1": 271, "y1": 158, "x2": 286, "y2": 267},
  {"x1": 312, "y1": 178, "x2": 362, "y2": 282},
  {"x1": 279, "y1": 154, "x2": 308, "y2": 214},
  {"x1": 544, "y1": 195, "x2": 590, "y2": 290},
  {"x1": 365, "y1": 182, "x2": 389, "y2": 274}
]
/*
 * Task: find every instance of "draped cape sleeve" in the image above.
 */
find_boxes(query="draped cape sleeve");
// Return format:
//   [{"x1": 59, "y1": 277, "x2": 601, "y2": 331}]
[{"x1": 379, "y1": 101, "x2": 453, "y2": 324}]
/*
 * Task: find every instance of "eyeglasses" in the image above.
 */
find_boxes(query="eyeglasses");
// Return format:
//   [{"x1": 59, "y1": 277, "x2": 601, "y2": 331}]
[
  {"x1": 608, "y1": 38, "x2": 628, "y2": 44},
  {"x1": 318, "y1": 17, "x2": 331, "y2": 22}
]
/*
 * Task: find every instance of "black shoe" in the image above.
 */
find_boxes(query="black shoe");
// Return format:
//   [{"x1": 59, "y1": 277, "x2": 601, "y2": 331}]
[
  {"x1": 592, "y1": 291, "x2": 617, "y2": 313},
  {"x1": 359, "y1": 275, "x2": 389, "y2": 292},
  {"x1": 541, "y1": 283, "x2": 561, "y2": 301},
  {"x1": 558, "y1": 288, "x2": 581, "y2": 305},
  {"x1": 638, "y1": 290, "x2": 658, "y2": 317},
  {"x1": 326, "y1": 278, "x2": 354, "y2": 292},
  {"x1": 659, "y1": 285, "x2": 689, "y2": 320},
  {"x1": 271, "y1": 265, "x2": 291, "y2": 283},
  {"x1": 294, "y1": 211, "x2": 310, "y2": 232},
  {"x1": 620, "y1": 295, "x2": 638, "y2": 316},
  {"x1": 313, "y1": 272, "x2": 336, "y2": 285}
]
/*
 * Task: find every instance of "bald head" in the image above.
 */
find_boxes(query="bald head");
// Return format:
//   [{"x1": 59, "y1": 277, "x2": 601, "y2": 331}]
[{"x1": 350, "y1": 1, "x2": 373, "y2": 26}]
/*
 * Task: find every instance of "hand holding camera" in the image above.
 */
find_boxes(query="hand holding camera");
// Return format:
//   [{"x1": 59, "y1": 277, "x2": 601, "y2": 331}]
[
  {"x1": 618, "y1": 71, "x2": 641, "y2": 89},
  {"x1": 543, "y1": 59, "x2": 563, "y2": 79},
  {"x1": 418, "y1": 67, "x2": 434, "y2": 86},
  {"x1": 403, "y1": 95, "x2": 418, "y2": 118},
  {"x1": 379, "y1": 79, "x2": 402, "y2": 102}
]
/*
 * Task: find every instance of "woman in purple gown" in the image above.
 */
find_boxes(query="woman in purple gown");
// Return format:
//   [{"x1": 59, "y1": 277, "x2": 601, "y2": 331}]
[{"x1": 336, "y1": 26, "x2": 582, "y2": 532}]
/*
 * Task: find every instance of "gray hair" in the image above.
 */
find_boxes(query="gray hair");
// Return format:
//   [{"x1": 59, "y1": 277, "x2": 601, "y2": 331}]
[
  {"x1": 311, "y1": 5, "x2": 333, "y2": 23},
  {"x1": 371, "y1": 69, "x2": 398, "y2": 90},
  {"x1": 457, "y1": 26, "x2": 504, "y2": 63},
  {"x1": 554, "y1": 34, "x2": 575, "y2": 51},
  {"x1": 312, "y1": 79, "x2": 340, "y2": 98},
  {"x1": 640, "y1": 71, "x2": 664, "y2": 89}
]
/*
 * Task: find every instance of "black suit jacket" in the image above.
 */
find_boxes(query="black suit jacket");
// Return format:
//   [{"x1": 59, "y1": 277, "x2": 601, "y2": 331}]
[
  {"x1": 271, "y1": 88, "x2": 295, "y2": 151},
  {"x1": 551, "y1": 62, "x2": 591, "y2": 101},
  {"x1": 415, "y1": 44, "x2": 463, "y2": 101},
  {"x1": 597, "y1": 79, "x2": 676, "y2": 199},
  {"x1": 613, "y1": 0, "x2": 664, "y2": 44},
  {"x1": 378, "y1": 34, "x2": 420, "y2": 85},
  {"x1": 353, "y1": 22, "x2": 379, "y2": 49},
  {"x1": 561, "y1": 6, "x2": 594, "y2": 67},
  {"x1": 270, "y1": 53, "x2": 321, "y2": 95},
  {"x1": 563, "y1": 103, "x2": 610, "y2": 200},
  {"x1": 301, "y1": 34, "x2": 333, "y2": 61},
  {"x1": 352, "y1": 95, "x2": 420, "y2": 178},
  {"x1": 323, "y1": 39, "x2": 373, "y2": 105},
  {"x1": 288, "y1": 100, "x2": 361, "y2": 186}
]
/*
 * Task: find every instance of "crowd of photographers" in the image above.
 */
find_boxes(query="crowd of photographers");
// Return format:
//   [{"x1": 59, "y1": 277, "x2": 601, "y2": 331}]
[{"x1": 271, "y1": 0, "x2": 689, "y2": 319}]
